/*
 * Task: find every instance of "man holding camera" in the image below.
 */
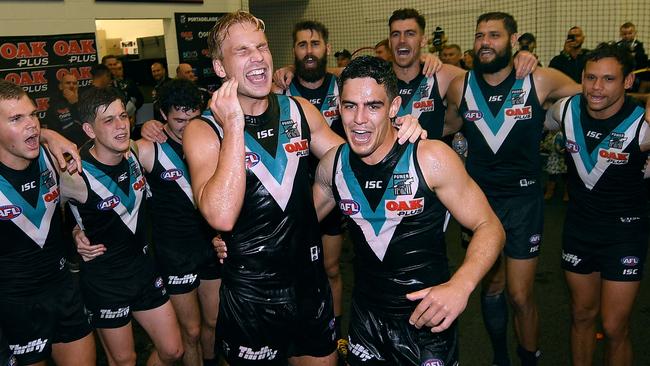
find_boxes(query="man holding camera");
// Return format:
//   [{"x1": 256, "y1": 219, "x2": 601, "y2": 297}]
[{"x1": 549, "y1": 26, "x2": 589, "y2": 83}]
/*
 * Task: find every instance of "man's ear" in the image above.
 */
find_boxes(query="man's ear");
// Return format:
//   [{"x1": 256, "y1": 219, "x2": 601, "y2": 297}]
[
  {"x1": 624, "y1": 72, "x2": 636, "y2": 90},
  {"x1": 213, "y1": 59, "x2": 227, "y2": 79},
  {"x1": 82, "y1": 122, "x2": 96, "y2": 140},
  {"x1": 389, "y1": 95, "x2": 402, "y2": 119}
]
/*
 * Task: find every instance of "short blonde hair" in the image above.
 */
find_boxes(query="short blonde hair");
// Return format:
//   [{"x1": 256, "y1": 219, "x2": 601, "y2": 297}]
[
  {"x1": 0, "y1": 80, "x2": 27, "y2": 102},
  {"x1": 208, "y1": 10, "x2": 265, "y2": 60}
]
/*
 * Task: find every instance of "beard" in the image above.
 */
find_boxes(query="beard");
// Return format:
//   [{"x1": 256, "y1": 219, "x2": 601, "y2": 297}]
[
  {"x1": 473, "y1": 43, "x2": 512, "y2": 74},
  {"x1": 295, "y1": 54, "x2": 327, "y2": 83}
]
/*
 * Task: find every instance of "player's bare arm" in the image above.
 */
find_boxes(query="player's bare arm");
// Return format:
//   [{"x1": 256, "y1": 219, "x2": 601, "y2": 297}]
[
  {"x1": 407, "y1": 140, "x2": 505, "y2": 332},
  {"x1": 184, "y1": 79, "x2": 246, "y2": 231}
]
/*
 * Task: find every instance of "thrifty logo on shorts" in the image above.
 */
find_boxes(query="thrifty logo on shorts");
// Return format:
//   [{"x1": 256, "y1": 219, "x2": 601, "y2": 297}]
[
  {"x1": 238, "y1": 346, "x2": 277, "y2": 361},
  {"x1": 9, "y1": 338, "x2": 48, "y2": 355},
  {"x1": 168, "y1": 274, "x2": 198, "y2": 285},
  {"x1": 100, "y1": 306, "x2": 130, "y2": 319},
  {"x1": 349, "y1": 340, "x2": 377, "y2": 361},
  {"x1": 562, "y1": 251, "x2": 581, "y2": 266}
]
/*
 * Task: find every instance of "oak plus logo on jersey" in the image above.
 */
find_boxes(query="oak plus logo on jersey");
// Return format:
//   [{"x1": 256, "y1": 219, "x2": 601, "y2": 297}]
[
  {"x1": 505, "y1": 106, "x2": 532, "y2": 120},
  {"x1": 413, "y1": 99, "x2": 434, "y2": 113},
  {"x1": 385, "y1": 198, "x2": 424, "y2": 217},
  {"x1": 324, "y1": 108, "x2": 340, "y2": 119},
  {"x1": 238, "y1": 346, "x2": 277, "y2": 361},
  {"x1": 161, "y1": 168, "x2": 184, "y2": 181},
  {"x1": 9, "y1": 338, "x2": 48, "y2": 355},
  {"x1": 245, "y1": 152, "x2": 260, "y2": 169},
  {"x1": 598, "y1": 149, "x2": 629, "y2": 165},
  {"x1": 132, "y1": 177, "x2": 147, "y2": 191},
  {"x1": 97, "y1": 195, "x2": 120, "y2": 211},
  {"x1": 0, "y1": 205, "x2": 22, "y2": 220},
  {"x1": 339, "y1": 199, "x2": 360, "y2": 216},
  {"x1": 43, "y1": 188, "x2": 60, "y2": 203},
  {"x1": 464, "y1": 110, "x2": 483, "y2": 122},
  {"x1": 284, "y1": 139, "x2": 309, "y2": 157}
]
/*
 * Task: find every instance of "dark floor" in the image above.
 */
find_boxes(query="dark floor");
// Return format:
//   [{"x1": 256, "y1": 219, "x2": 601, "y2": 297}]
[{"x1": 108, "y1": 187, "x2": 650, "y2": 366}]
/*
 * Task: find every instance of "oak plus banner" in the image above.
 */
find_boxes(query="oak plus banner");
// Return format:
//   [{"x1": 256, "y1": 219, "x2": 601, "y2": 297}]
[
  {"x1": 174, "y1": 12, "x2": 224, "y2": 93},
  {"x1": 0, "y1": 33, "x2": 97, "y2": 121}
]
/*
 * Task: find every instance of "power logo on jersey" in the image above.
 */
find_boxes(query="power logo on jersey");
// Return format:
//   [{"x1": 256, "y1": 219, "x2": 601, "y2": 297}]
[
  {"x1": 392, "y1": 173, "x2": 414, "y2": 195},
  {"x1": 609, "y1": 132, "x2": 627, "y2": 149},
  {"x1": 511, "y1": 89, "x2": 526, "y2": 105},
  {"x1": 281, "y1": 119, "x2": 300, "y2": 139}
]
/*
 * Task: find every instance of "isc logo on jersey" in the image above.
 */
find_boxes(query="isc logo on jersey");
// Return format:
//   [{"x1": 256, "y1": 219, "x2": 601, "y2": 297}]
[
  {"x1": 385, "y1": 198, "x2": 424, "y2": 217},
  {"x1": 0, "y1": 205, "x2": 22, "y2": 220},
  {"x1": 284, "y1": 139, "x2": 309, "y2": 157},
  {"x1": 598, "y1": 149, "x2": 629, "y2": 165},
  {"x1": 245, "y1": 152, "x2": 260, "y2": 169},
  {"x1": 464, "y1": 110, "x2": 483, "y2": 121},
  {"x1": 97, "y1": 195, "x2": 120, "y2": 211},
  {"x1": 505, "y1": 106, "x2": 532, "y2": 120},
  {"x1": 161, "y1": 169, "x2": 183, "y2": 181},
  {"x1": 413, "y1": 99, "x2": 434, "y2": 113},
  {"x1": 339, "y1": 199, "x2": 360, "y2": 216}
]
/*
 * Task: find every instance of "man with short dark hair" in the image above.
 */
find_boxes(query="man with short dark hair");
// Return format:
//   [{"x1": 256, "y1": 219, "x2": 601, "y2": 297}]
[
  {"x1": 444, "y1": 12, "x2": 580, "y2": 366},
  {"x1": 334, "y1": 49, "x2": 352, "y2": 67},
  {"x1": 151, "y1": 62, "x2": 172, "y2": 122},
  {"x1": 91, "y1": 64, "x2": 112, "y2": 89},
  {"x1": 549, "y1": 26, "x2": 589, "y2": 83},
  {"x1": 547, "y1": 43, "x2": 650, "y2": 366},
  {"x1": 313, "y1": 55, "x2": 505, "y2": 366}
]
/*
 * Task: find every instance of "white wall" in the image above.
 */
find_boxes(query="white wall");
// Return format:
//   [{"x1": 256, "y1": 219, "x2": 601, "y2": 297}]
[
  {"x1": 96, "y1": 19, "x2": 164, "y2": 41},
  {"x1": 0, "y1": 0, "x2": 247, "y2": 70}
]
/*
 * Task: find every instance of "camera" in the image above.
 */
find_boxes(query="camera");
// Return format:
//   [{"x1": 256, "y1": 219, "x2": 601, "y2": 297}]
[{"x1": 567, "y1": 34, "x2": 576, "y2": 41}]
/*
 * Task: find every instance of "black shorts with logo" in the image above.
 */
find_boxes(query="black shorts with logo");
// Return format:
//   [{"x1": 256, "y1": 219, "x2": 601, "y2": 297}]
[
  {"x1": 562, "y1": 226, "x2": 648, "y2": 281},
  {"x1": 0, "y1": 275, "x2": 91, "y2": 365},
  {"x1": 347, "y1": 299, "x2": 458, "y2": 366},
  {"x1": 159, "y1": 254, "x2": 221, "y2": 295},
  {"x1": 82, "y1": 254, "x2": 169, "y2": 328},
  {"x1": 216, "y1": 283, "x2": 336, "y2": 365},
  {"x1": 462, "y1": 194, "x2": 543, "y2": 259}
]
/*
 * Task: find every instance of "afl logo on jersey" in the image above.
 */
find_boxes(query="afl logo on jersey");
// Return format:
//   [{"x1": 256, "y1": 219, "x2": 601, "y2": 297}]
[
  {"x1": 0, "y1": 205, "x2": 22, "y2": 220},
  {"x1": 245, "y1": 152, "x2": 260, "y2": 169},
  {"x1": 97, "y1": 196, "x2": 120, "y2": 211},
  {"x1": 339, "y1": 199, "x2": 360, "y2": 216},
  {"x1": 566, "y1": 140, "x2": 580, "y2": 153},
  {"x1": 464, "y1": 110, "x2": 483, "y2": 121},
  {"x1": 161, "y1": 169, "x2": 183, "y2": 181}
]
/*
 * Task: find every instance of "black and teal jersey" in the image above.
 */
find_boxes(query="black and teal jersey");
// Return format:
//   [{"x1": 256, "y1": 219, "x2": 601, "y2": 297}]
[{"x1": 396, "y1": 71, "x2": 446, "y2": 139}]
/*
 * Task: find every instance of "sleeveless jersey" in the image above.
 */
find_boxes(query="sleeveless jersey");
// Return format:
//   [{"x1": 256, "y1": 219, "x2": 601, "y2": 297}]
[
  {"x1": 146, "y1": 132, "x2": 213, "y2": 271},
  {"x1": 0, "y1": 147, "x2": 66, "y2": 298},
  {"x1": 69, "y1": 143, "x2": 148, "y2": 278},
  {"x1": 397, "y1": 70, "x2": 446, "y2": 139},
  {"x1": 561, "y1": 95, "x2": 649, "y2": 238},
  {"x1": 459, "y1": 70, "x2": 545, "y2": 197},
  {"x1": 332, "y1": 140, "x2": 449, "y2": 314},
  {"x1": 202, "y1": 94, "x2": 325, "y2": 302},
  {"x1": 284, "y1": 73, "x2": 343, "y2": 137}
]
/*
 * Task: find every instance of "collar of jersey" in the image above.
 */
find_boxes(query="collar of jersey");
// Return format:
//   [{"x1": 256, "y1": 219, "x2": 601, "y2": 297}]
[
  {"x1": 83, "y1": 154, "x2": 138, "y2": 213},
  {"x1": 468, "y1": 71, "x2": 525, "y2": 134}
]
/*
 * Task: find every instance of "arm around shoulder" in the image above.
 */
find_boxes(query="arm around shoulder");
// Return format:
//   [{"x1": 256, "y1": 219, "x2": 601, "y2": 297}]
[{"x1": 297, "y1": 97, "x2": 344, "y2": 159}]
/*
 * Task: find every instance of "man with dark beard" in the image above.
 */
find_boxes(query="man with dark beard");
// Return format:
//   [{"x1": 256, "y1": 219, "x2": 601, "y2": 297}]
[
  {"x1": 443, "y1": 12, "x2": 580, "y2": 366},
  {"x1": 276, "y1": 21, "x2": 348, "y2": 361}
]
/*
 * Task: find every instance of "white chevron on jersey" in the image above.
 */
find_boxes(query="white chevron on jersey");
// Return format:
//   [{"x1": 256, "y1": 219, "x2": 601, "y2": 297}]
[
  {"x1": 156, "y1": 143, "x2": 194, "y2": 205},
  {"x1": 335, "y1": 145, "x2": 420, "y2": 261},
  {"x1": 0, "y1": 148, "x2": 58, "y2": 247},
  {"x1": 464, "y1": 73, "x2": 532, "y2": 153}
]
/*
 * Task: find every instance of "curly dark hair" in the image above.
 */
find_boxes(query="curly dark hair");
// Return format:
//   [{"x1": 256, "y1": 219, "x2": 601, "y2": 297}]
[{"x1": 157, "y1": 79, "x2": 203, "y2": 116}]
